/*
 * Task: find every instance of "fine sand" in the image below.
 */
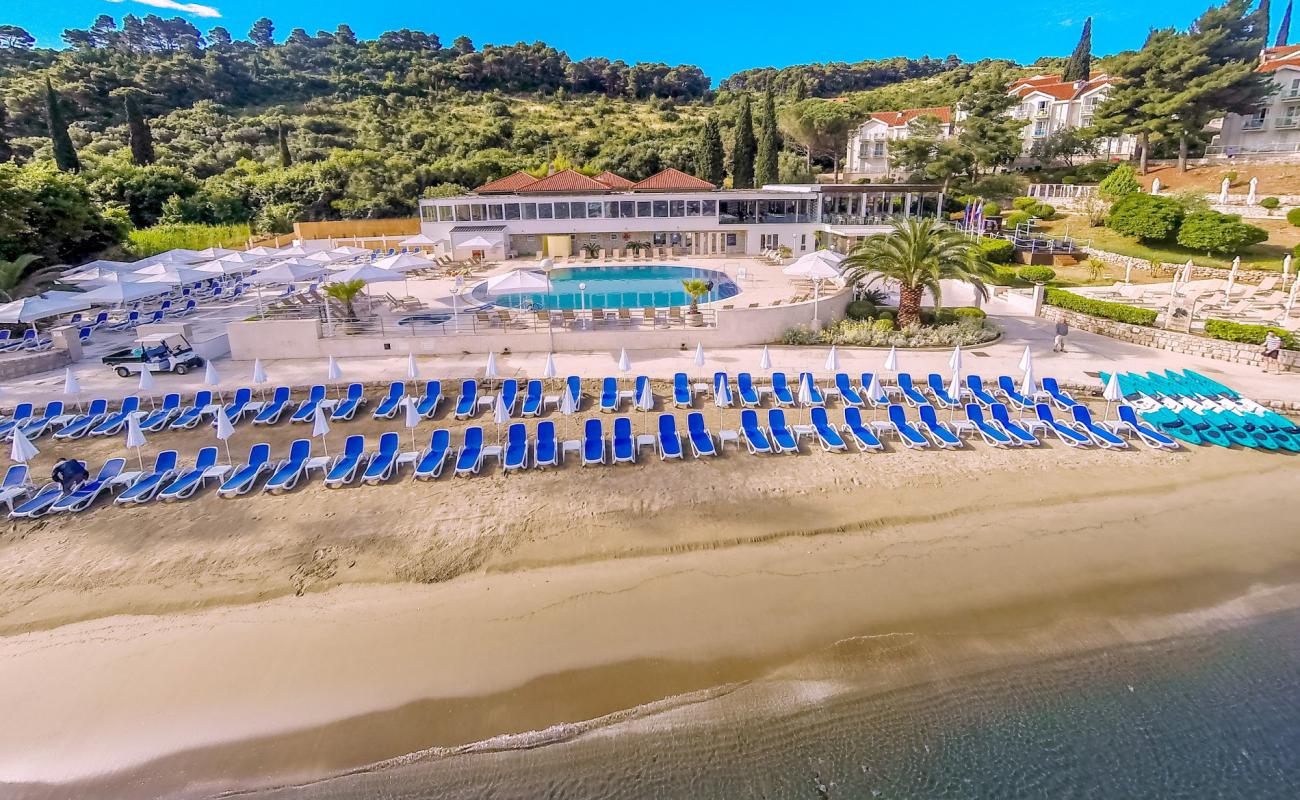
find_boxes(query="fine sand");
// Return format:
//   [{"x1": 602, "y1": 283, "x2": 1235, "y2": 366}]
[{"x1": 1, "y1": 388, "x2": 1299, "y2": 798}]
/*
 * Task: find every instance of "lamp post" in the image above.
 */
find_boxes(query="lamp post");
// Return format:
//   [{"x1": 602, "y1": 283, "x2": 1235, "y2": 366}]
[
  {"x1": 579, "y1": 281, "x2": 588, "y2": 329},
  {"x1": 541, "y1": 257, "x2": 555, "y2": 351},
  {"x1": 450, "y1": 286, "x2": 461, "y2": 333}
]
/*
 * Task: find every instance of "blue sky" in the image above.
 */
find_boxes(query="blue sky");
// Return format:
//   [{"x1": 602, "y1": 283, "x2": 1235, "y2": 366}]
[{"x1": 4, "y1": 0, "x2": 1241, "y2": 79}]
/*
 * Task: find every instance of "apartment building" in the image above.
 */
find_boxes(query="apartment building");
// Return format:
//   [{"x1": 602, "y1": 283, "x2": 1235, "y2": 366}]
[{"x1": 1210, "y1": 45, "x2": 1300, "y2": 156}]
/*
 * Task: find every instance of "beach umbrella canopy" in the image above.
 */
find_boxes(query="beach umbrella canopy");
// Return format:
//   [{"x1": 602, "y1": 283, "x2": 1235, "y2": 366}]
[
  {"x1": 0, "y1": 292, "x2": 92, "y2": 323},
  {"x1": 251, "y1": 358, "x2": 268, "y2": 385},
  {"x1": 312, "y1": 406, "x2": 331, "y2": 456},
  {"x1": 407, "y1": 353, "x2": 420, "y2": 380},
  {"x1": 137, "y1": 367, "x2": 156, "y2": 393},
  {"x1": 325, "y1": 263, "x2": 405, "y2": 285},
  {"x1": 824, "y1": 345, "x2": 840, "y2": 373},
  {"x1": 400, "y1": 234, "x2": 440, "y2": 246},
  {"x1": 759, "y1": 345, "x2": 772, "y2": 371},
  {"x1": 374, "y1": 253, "x2": 433, "y2": 273},
  {"x1": 1019, "y1": 363, "x2": 1036, "y2": 400},
  {"x1": 865, "y1": 372, "x2": 886, "y2": 404},
  {"x1": 302, "y1": 250, "x2": 348, "y2": 264},
  {"x1": 276, "y1": 245, "x2": 314, "y2": 257},
  {"x1": 218, "y1": 252, "x2": 266, "y2": 265},
  {"x1": 204, "y1": 361, "x2": 221, "y2": 389},
  {"x1": 948, "y1": 345, "x2": 963, "y2": 374},
  {"x1": 71, "y1": 259, "x2": 135, "y2": 273},
  {"x1": 135, "y1": 249, "x2": 203, "y2": 266},
  {"x1": 134, "y1": 267, "x2": 208, "y2": 286},
  {"x1": 244, "y1": 261, "x2": 327, "y2": 285},
  {"x1": 460, "y1": 236, "x2": 498, "y2": 249},
  {"x1": 618, "y1": 347, "x2": 631, "y2": 374},
  {"x1": 484, "y1": 351, "x2": 498, "y2": 379},
  {"x1": 63, "y1": 367, "x2": 81, "y2": 397},
  {"x1": 81, "y1": 282, "x2": 172, "y2": 306},
  {"x1": 543, "y1": 352, "x2": 558, "y2": 380},
  {"x1": 403, "y1": 396, "x2": 421, "y2": 449},
  {"x1": 483, "y1": 269, "x2": 549, "y2": 294},
  {"x1": 195, "y1": 247, "x2": 238, "y2": 259},
  {"x1": 125, "y1": 414, "x2": 147, "y2": 469},
  {"x1": 331, "y1": 246, "x2": 372, "y2": 256},
  {"x1": 246, "y1": 246, "x2": 282, "y2": 257},
  {"x1": 883, "y1": 345, "x2": 898, "y2": 372},
  {"x1": 214, "y1": 406, "x2": 234, "y2": 464},
  {"x1": 693, "y1": 342, "x2": 706, "y2": 369},
  {"x1": 1018, "y1": 345, "x2": 1032, "y2": 373},
  {"x1": 10, "y1": 426, "x2": 39, "y2": 464},
  {"x1": 782, "y1": 252, "x2": 842, "y2": 280},
  {"x1": 64, "y1": 267, "x2": 138, "y2": 285},
  {"x1": 194, "y1": 259, "x2": 257, "y2": 276}
]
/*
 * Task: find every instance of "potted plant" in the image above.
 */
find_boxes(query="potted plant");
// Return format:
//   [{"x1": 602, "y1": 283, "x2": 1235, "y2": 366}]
[
  {"x1": 322, "y1": 279, "x2": 367, "y2": 333},
  {"x1": 681, "y1": 278, "x2": 710, "y2": 326},
  {"x1": 580, "y1": 242, "x2": 601, "y2": 259},
  {"x1": 777, "y1": 245, "x2": 793, "y2": 262}
]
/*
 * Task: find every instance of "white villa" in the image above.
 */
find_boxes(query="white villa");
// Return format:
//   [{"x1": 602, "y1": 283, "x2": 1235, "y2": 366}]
[
  {"x1": 844, "y1": 107, "x2": 958, "y2": 177},
  {"x1": 416, "y1": 168, "x2": 949, "y2": 260},
  {"x1": 1210, "y1": 45, "x2": 1300, "y2": 156}
]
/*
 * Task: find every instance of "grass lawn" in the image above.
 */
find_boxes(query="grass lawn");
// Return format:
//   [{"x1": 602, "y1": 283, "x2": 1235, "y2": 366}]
[{"x1": 1037, "y1": 215, "x2": 1290, "y2": 272}]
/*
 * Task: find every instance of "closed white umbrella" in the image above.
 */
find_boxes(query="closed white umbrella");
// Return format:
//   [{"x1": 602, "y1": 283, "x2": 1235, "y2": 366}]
[
  {"x1": 617, "y1": 348, "x2": 631, "y2": 391},
  {"x1": 1102, "y1": 371, "x2": 1123, "y2": 420},
  {"x1": 327, "y1": 356, "x2": 343, "y2": 398},
  {"x1": 407, "y1": 352, "x2": 420, "y2": 381},
  {"x1": 797, "y1": 371, "x2": 813, "y2": 424},
  {"x1": 1284, "y1": 255, "x2": 1293, "y2": 290},
  {"x1": 637, "y1": 378, "x2": 654, "y2": 435},
  {"x1": 948, "y1": 345, "x2": 963, "y2": 374},
  {"x1": 1018, "y1": 345, "x2": 1032, "y2": 373},
  {"x1": 311, "y1": 405, "x2": 331, "y2": 457},
  {"x1": 1286, "y1": 273, "x2": 1300, "y2": 313},
  {"x1": 251, "y1": 358, "x2": 268, "y2": 400},
  {"x1": 214, "y1": 406, "x2": 234, "y2": 465},
  {"x1": 759, "y1": 345, "x2": 772, "y2": 372},
  {"x1": 484, "y1": 351, "x2": 499, "y2": 380},
  {"x1": 1223, "y1": 257, "x2": 1241, "y2": 305},
  {"x1": 715, "y1": 372, "x2": 733, "y2": 431},
  {"x1": 559, "y1": 383, "x2": 577, "y2": 438},
  {"x1": 138, "y1": 365, "x2": 156, "y2": 409},
  {"x1": 404, "y1": 396, "x2": 421, "y2": 450},
  {"x1": 824, "y1": 345, "x2": 840, "y2": 374},
  {"x1": 543, "y1": 352, "x2": 558, "y2": 382},
  {"x1": 203, "y1": 360, "x2": 223, "y2": 403},
  {"x1": 125, "y1": 414, "x2": 147, "y2": 470},
  {"x1": 693, "y1": 342, "x2": 706, "y2": 380},
  {"x1": 10, "y1": 426, "x2": 38, "y2": 464},
  {"x1": 946, "y1": 370, "x2": 962, "y2": 419},
  {"x1": 865, "y1": 372, "x2": 886, "y2": 417},
  {"x1": 492, "y1": 391, "x2": 510, "y2": 445},
  {"x1": 884, "y1": 345, "x2": 898, "y2": 373},
  {"x1": 63, "y1": 368, "x2": 82, "y2": 412},
  {"x1": 1019, "y1": 362, "x2": 1037, "y2": 402}
]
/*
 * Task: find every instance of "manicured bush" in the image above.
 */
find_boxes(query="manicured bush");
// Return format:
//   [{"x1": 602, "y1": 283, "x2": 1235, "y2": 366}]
[
  {"x1": 978, "y1": 238, "x2": 1015, "y2": 264},
  {"x1": 1175, "y1": 210, "x2": 1268, "y2": 255},
  {"x1": 952, "y1": 307, "x2": 987, "y2": 320},
  {"x1": 1062, "y1": 175, "x2": 1077, "y2": 185},
  {"x1": 780, "y1": 326, "x2": 819, "y2": 345},
  {"x1": 1044, "y1": 288, "x2": 1159, "y2": 326},
  {"x1": 1029, "y1": 203, "x2": 1056, "y2": 219},
  {"x1": 1098, "y1": 163, "x2": 1141, "y2": 201},
  {"x1": 987, "y1": 265, "x2": 1020, "y2": 285},
  {"x1": 872, "y1": 318, "x2": 895, "y2": 332},
  {"x1": 1017, "y1": 265, "x2": 1057, "y2": 283},
  {"x1": 981, "y1": 202, "x2": 1001, "y2": 217},
  {"x1": 1204, "y1": 319, "x2": 1296, "y2": 349},
  {"x1": 1012, "y1": 196, "x2": 1038, "y2": 210},
  {"x1": 1106, "y1": 193, "x2": 1184, "y2": 242},
  {"x1": 877, "y1": 309, "x2": 896, "y2": 322},
  {"x1": 846, "y1": 299, "x2": 876, "y2": 320},
  {"x1": 1003, "y1": 210, "x2": 1032, "y2": 228},
  {"x1": 1260, "y1": 197, "x2": 1280, "y2": 211},
  {"x1": 1286, "y1": 208, "x2": 1300, "y2": 227}
]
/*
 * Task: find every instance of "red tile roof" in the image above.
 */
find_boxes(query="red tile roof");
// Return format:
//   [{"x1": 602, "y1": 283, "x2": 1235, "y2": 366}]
[
  {"x1": 1258, "y1": 55, "x2": 1300, "y2": 72},
  {"x1": 869, "y1": 106, "x2": 952, "y2": 126},
  {"x1": 593, "y1": 170, "x2": 635, "y2": 189},
  {"x1": 630, "y1": 168, "x2": 716, "y2": 192},
  {"x1": 1264, "y1": 44, "x2": 1300, "y2": 58},
  {"x1": 475, "y1": 171, "x2": 539, "y2": 193},
  {"x1": 1010, "y1": 75, "x2": 1113, "y2": 101},
  {"x1": 516, "y1": 169, "x2": 610, "y2": 193}
]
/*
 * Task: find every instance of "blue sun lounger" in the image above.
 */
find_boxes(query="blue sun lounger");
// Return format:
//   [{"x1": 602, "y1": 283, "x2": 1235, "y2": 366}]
[
  {"x1": 736, "y1": 373, "x2": 761, "y2": 407},
  {"x1": 990, "y1": 403, "x2": 1040, "y2": 446},
  {"x1": 925, "y1": 374, "x2": 959, "y2": 409},
  {"x1": 600, "y1": 377, "x2": 620, "y2": 413},
  {"x1": 372, "y1": 381, "x2": 405, "y2": 420},
  {"x1": 324, "y1": 435, "x2": 367, "y2": 487},
  {"x1": 91, "y1": 397, "x2": 141, "y2": 436},
  {"x1": 535, "y1": 421, "x2": 560, "y2": 468},
  {"x1": 222, "y1": 388, "x2": 255, "y2": 424},
  {"x1": 116, "y1": 450, "x2": 181, "y2": 505},
  {"x1": 455, "y1": 427, "x2": 485, "y2": 476},
  {"x1": 1035, "y1": 404, "x2": 1090, "y2": 447},
  {"x1": 686, "y1": 412, "x2": 717, "y2": 458},
  {"x1": 657, "y1": 414, "x2": 683, "y2": 460},
  {"x1": 672, "y1": 373, "x2": 693, "y2": 408},
  {"x1": 887, "y1": 404, "x2": 930, "y2": 449},
  {"x1": 520, "y1": 380, "x2": 544, "y2": 417},
  {"x1": 634, "y1": 376, "x2": 653, "y2": 411},
  {"x1": 217, "y1": 444, "x2": 273, "y2": 498},
  {"x1": 612, "y1": 417, "x2": 636, "y2": 464},
  {"x1": 997, "y1": 376, "x2": 1033, "y2": 410},
  {"x1": 1041, "y1": 378, "x2": 1078, "y2": 410},
  {"x1": 253, "y1": 387, "x2": 292, "y2": 425},
  {"x1": 810, "y1": 407, "x2": 848, "y2": 452},
  {"x1": 454, "y1": 380, "x2": 478, "y2": 419},
  {"x1": 966, "y1": 375, "x2": 1000, "y2": 407},
  {"x1": 414, "y1": 429, "x2": 453, "y2": 479},
  {"x1": 416, "y1": 380, "x2": 443, "y2": 418},
  {"x1": 964, "y1": 404, "x2": 1014, "y2": 447},
  {"x1": 1117, "y1": 406, "x2": 1179, "y2": 450},
  {"x1": 1070, "y1": 406, "x2": 1127, "y2": 449},
  {"x1": 504, "y1": 424, "x2": 530, "y2": 472},
  {"x1": 158, "y1": 447, "x2": 219, "y2": 501},
  {"x1": 170, "y1": 391, "x2": 213, "y2": 430},
  {"x1": 55, "y1": 399, "x2": 109, "y2": 440},
  {"x1": 740, "y1": 409, "x2": 772, "y2": 454},
  {"x1": 498, "y1": 379, "x2": 520, "y2": 416},
  {"x1": 13, "y1": 402, "x2": 64, "y2": 440},
  {"x1": 895, "y1": 374, "x2": 929, "y2": 407},
  {"x1": 841, "y1": 407, "x2": 884, "y2": 452},
  {"x1": 0, "y1": 465, "x2": 33, "y2": 513},
  {"x1": 51, "y1": 458, "x2": 126, "y2": 513},
  {"x1": 917, "y1": 404, "x2": 962, "y2": 449},
  {"x1": 767, "y1": 408, "x2": 799, "y2": 454},
  {"x1": 139, "y1": 394, "x2": 181, "y2": 432},
  {"x1": 0, "y1": 404, "x2": 32, "y2": 438},
  {"x1": 583, "y1": 418, "x2": 606, "y2": 465},
  {"x1": 264, "y1": 439, "x2": 313, "y2": 493},
  {"x1": 835, "y1": 373, "x2": 865, "y2": 407},
  {"x1": 361, "y1": 432, "x2": 401, "y2": 484},
  {"x1": 566, "y1": 376, "x2": 584, "y2": 411},
  {"x1": 770, "y1": 373, "x2": 795, "y2": 407},
  {"x1": 290, "y1": 385, "x2": 328, "y2": 423},
  {"x1": 11, "y1": 481, "x2": 74, "y2": 519},
  {"x1": 331, "y1": 384, "x2": 365, "y2": 421},
  {"x1": 797, "y1": 373, "x2": 825, "y2": 406}
]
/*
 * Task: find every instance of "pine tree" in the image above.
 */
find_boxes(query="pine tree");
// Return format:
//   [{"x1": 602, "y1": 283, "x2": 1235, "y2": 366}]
[
  {"x1": 120, "y1": 90, "x2": 155, "y2": 166},
  {"x1": 755, "y1": 86, "x2": 780, "y2": 186},
  {"x1": 0, "y1": 100, "x2": 12, "y2": 164},
  {"x1": 1278, "y1": 0, "x2": 1292, "y2": 45},
  {"x1": 277, "y1": 123, "x2": 292, "y2": 167},
  {"x1": 248, "y1": 17, "x2": 274, "y2": 48},
  {"x1": 1062, "y1": 18, "x2": 1093, "y2": 82},
  {"x1": 731, "y1": 95, "x2": 756, "y2": 189},
  {"x1": 44, "y1": 78, "x2": 80, "y2": 172},
  {"x1": 698, "y1": 115, "x2": 725, "y2": 185}
]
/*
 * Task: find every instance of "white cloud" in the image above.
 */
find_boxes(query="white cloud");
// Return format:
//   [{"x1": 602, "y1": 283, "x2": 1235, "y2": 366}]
[{"x1": 105, "y1": 0, "x2": 223, "y2": 18}]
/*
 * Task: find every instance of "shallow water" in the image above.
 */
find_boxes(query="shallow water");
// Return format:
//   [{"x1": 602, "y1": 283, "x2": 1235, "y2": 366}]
[{"x1": 249, "y1": 608, "x2": 1300, "y2": 799}]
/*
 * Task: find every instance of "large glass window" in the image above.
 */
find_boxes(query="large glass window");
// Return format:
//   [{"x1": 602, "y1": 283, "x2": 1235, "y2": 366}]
[
  {"x1": 488, "y1": 204, "x2": 504, "y2": 221},
  {"x1": 686, "y1": 200, "x2": 701, "y2": 217},
  {"x1": 419, "y1": 206, "x2": 435, "y2": 222},
  {"x1": 504, "y1": 203, "x2": 520, "y2": 221},
  {"x1": 522, "y1": 203, "x2": 537, "y2": 220},
  {"x1": 538, "y1": 203, "x2": 553, "y2": 220},
  {"x1": 554, "y1": 202, "x2": 570, "y2": 219},
  {"x1": 605, "y1": 201, "x2": 620, "y2": 218},
  {"x1": 637, "y1": 201, "x2": 652, "y2": 217},
  {"x1": 669, "y1": 200, "x2": 685, "y2": 217},
  {"x1": 653, "y1": 200, "x2": 669, "y2": 217},
  {"x1": 702, "y1": 199, "x2": 717, "y2": 216},
  {"x1": 569, "y1": 202, "x2": 585, "y2": 219},
  {"x1": 588, "y1": 202, "x2": 603, "y2": 219},
  {"x1": 470, "y1": 204, "x2": 485, "y2": 222},
  {"x1": 455, "y1": 204, "x2": 471, "y2": 221},
  {"x1": 620, "y1": 201, "x2": 635, "y2": 218},
  {"x1": 438, "y1": 205, "x2": 452, "y2": 222}
]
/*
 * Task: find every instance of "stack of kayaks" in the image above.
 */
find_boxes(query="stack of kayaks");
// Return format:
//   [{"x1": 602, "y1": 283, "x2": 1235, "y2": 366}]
[{"x1": 1097, "y1": 368, "x2": 1300, "y2": 452}]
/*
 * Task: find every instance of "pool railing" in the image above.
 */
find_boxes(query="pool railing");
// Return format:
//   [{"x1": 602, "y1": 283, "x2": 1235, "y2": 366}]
[{"x1": 314, "y1": 306, "x2": 720, "y2": 338}]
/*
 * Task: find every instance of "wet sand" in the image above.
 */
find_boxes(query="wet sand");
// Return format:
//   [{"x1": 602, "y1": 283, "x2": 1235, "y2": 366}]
[{"x1": 1, "y1": 399, "x2": 1299, "y2": 798}]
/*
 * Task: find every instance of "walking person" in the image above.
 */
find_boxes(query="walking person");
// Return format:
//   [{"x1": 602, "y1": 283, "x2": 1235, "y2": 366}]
[
  {"x1": 1053, "y1": 320, "x2": 1070, "y2": 353},
  {"x1": 1262, "y1": 330, "x2": 1283, "y2": 374}
]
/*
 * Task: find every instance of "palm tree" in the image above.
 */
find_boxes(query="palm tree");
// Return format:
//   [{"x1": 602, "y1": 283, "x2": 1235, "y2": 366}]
[
  {"x1": 322, "y1": 279, "x2": 367, "y2": 320},
  {"x1": 681, "y1": 278, "x2": 710, "y2": 315},
  {"x1": 840, "y1": 218, "x2": 994, "y2": 328},
  {"x1": 0, "y1": 254, "x2": 65, "y2": 301}
]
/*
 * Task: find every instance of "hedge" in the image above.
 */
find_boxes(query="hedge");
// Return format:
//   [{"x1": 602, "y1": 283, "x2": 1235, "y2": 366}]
[
  {"x1": 1018, "y1": 265, "x2": 1057, "y2": 283},
  {"x1": 978, "y1": 238, "x2": 1015, "y2": 263},
  {"x1": 1203, "y1": 319, "x2": 1297, "y2": 349},
  {"x1": 1044, "y1": 288, "x2": 1159, "y2": 326}
]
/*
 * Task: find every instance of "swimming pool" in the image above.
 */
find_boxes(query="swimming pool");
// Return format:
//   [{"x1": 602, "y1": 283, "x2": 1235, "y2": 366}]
[{"x1": 472, "y1": 265, "x2": 740, "y2": 311}]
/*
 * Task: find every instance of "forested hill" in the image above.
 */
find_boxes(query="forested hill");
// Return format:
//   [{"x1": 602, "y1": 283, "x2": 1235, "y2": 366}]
[{"x1": 719, "y1": 55, "x2": 962, "y2": 97}]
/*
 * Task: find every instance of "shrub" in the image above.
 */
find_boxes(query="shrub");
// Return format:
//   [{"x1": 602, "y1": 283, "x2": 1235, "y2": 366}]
[
  {"x1": 1012, "y1": 196, "x2": 1038, "y2": 210},
  {"x1": 1003, "y1": 210, "x2": 1032, "y2": 228},
  {"x1": 969, "y1": 174, "x2": 1027, "y2": 200},
  {"x1": 1224, "y1": 170, "x2": 1239, "y2": 186},
  {"x1": 1085, "y1": 257, "x2": 1108, "y2": 282},
  {"x1": 1029, "y1": 203, "x2": 1056, "y2": 219},
  {"x1": 1260, "y1": 197, "x2": 1280, "y2": 211},
  {"x1": 846, "y1": 299, "x2": 876, "y2": 320},
  {"x1": 1286, "y1": 208, "x2": 1300, "y2": 227},
  {"x1": 1044, "y1": 288, "x2": 1158, "y2": 325},
  {"x1": 877, "y1": 309, "x2": 896, "y2": 322},
  {"x1": 1106, "y1": 193, "x2": 1184, "y2": 242},
  {"x1": 988, "y1": 265, "x2": 1021, "y2": 285},
  {"x1": 818, "y1": 318, "x2": 997, "y2": 347},
  {"x1": 1062, "y1": 175, "x2": 1077, "y2": 185},
  {"x1": 780, "y1": 326, "x2": 819, "y2": 345},
  {"x1": 981, "y1": 202, "x2": 1001, "y2": 217},
  {"x1": 952, "y1": 307, "x2": 987, "y2": 327},
  {"x1": 1175, "y1": 211, "x2": 1268, "y2": 255},
  {"x1": 1098, "y1": 163, "x2": 1141, "y2": 201},
  {"x1": 1075, "y1": 160, "x2": 1120, "y2": 183},
  {"x1": 1203, "y1": 319, "x2": 1296, "y2": 349},
  {"x1": 872, "y1": 318, "x2": 895, "y2": 332},
  {"x1": 978, "y1": 238, "x2": 1015, "y2": 264},
  {"x1": 1017, "y1": 265, "x2": 1057, "y2": 283},
  {"x1": 126, "y1": 223, "x2": 251, "y2": 257}
]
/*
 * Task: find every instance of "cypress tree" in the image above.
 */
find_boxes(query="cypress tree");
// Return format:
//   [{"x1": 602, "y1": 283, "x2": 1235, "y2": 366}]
[
  {"x1": 1062, "y1": 18, "x2": 1093, "y2": 82},
  {"x1": 277, "y1": 123, "x2": 292, "y2": 167},
  {"x1": 1278, "y1": 0, "x2": 1292, "y2": 45},
  {"x1": 698, "y1": 115, "x2": 725, "y2": 185},
  {"x1": 755, "y1": 86, "x2": 780, "y2": 186},
  {"x1": 731, "y1": 95, "x2": 756, "y2": 189},
  {"x1": 123, "y1": 91, "x2": 155, "y2": 166},
  {"x1": 44, "y1": 78, "x2": 81, "y2": 173},
  {"x1": 0, "y1": 101, "x2": 12, "y2": 164}
]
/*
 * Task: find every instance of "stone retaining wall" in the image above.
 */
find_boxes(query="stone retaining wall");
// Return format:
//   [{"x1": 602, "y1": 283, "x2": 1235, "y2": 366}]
[
  {"x1": 1040, "y1": 305, "x2": 1297, "y2": 373},
  {"x1": 0, "y1": 349, "x2": 71, "y2": 380},
  {"x1": 1082, "y1": 247, "x2": 1279, "y2": 284}
]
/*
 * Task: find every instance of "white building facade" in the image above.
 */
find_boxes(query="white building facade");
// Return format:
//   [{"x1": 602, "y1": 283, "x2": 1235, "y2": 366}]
[
  {"x1": 843, "y1": 107, "x2": 956, "y2": 178},
  {"x1": 1210, "y1": 45, "x2": 1300, "y2": 156},
  {"x1": 1006, "y1": 73, "x2": 1137, "y2": 162}
]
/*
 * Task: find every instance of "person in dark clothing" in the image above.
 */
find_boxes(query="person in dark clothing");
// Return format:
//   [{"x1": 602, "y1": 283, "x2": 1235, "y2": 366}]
[{"x1": 51, "y1": 459, "x2": 89, "y2": 493}]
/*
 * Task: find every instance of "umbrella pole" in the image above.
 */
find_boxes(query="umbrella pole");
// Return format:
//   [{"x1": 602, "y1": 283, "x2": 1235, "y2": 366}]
[
  {"x1": 321, "y1": 435, "x2": 328, "y2": 458},
  {"x1": 136, "y1": 446, "x2": 144, "y2": 471}
]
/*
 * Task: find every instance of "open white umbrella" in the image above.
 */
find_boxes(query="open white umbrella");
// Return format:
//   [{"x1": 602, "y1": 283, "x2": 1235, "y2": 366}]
[
  {"x1": 325, "y1": 264, "x2": 405, "y2": 285},
  {"x1": 483, "y1": 269, "x2": 549, "y2": 294},
  {"x1": 460, "y1": 235, "x2": 498, "y2": 249},
  {"x1": 407, "y1": 352, "x2": 420, "y2": 381},
  {"x1": 400, "y1": 234, "x2": 440, "y2": 247},
  {"x1": 10, "y1": 426, "x2": 38, "y2": 464},
  {"x1": 559, "y1": 383, "x2": 577, "y2": 438},
  {"x1": 404, "y1": 396, "x2": 421, "y2": 451},
  {"x1": 331, "y1": 246, "x2": 371, "y2": 256},
  {"x1": 63, "y1": 368, "x2": 83, "y2": 412},
  {"x1": 884, "y1": 345, "x2": 898, "y2": 373},
  {"x1": 194, "y1": 259, "x2": 256, "y2": 277},
  {"x1": 492, "y1": 391, "x2": 510, "y2": 445},
  {"x1": 195, "y1": 247, "x2": 238, "y2": 259},
  {"x1": 243, "y1": 261, "x2": 327, "y2": 285},
  {"x1": 304, "y1": 250, "x2": 351, "y2": 265},
  {"x1": 824, "y1": 345, "x2": 840, "y2": 374},
  {"x1": 125, "y1": 414, "x2": 147, "y2": 470},
  {"x1": 1102, "y1": 371, "x2": 1123, "y2": 420},
  {"x1": 214, "y1": 406, "x2": 234, "y2": 465},
  {"x1": 484, "y1": 351, "x2": 499, "y2": 380},
  {"x1": 0, "y1": 292, "x2": 92, "y2": 323},
  {"x1": 217, "y1": 251, "x2": 266, "y2": 265},
  {"x1": 759, "y1": 345, "x2": 772, "y2": 372},
  {"x1": 1018, "y1": 345, "x2": 1032, "y2": 373},
  {"x1": 375, "y1": 252, "x2": 433, "y2": 273},
  {"x1": 81, "y1": 282, "x2": 172, "y2": 306},
  {"x1": 312, "y1": 405, "x2": 331, "y2": 457}
]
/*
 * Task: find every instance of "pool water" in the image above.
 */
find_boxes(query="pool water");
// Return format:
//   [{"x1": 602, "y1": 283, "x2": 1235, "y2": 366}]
[
  {"x1": 397, "y1": 312, "x2": 452, "y2": 327},
  {"x1": 473, "y1": 265, "x2": 740, "y2": 311}
]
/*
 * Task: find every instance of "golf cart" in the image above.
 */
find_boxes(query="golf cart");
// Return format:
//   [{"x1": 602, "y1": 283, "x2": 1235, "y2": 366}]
[{"x1": 102, "y1": 333, "x2": 204, "y2": 378}]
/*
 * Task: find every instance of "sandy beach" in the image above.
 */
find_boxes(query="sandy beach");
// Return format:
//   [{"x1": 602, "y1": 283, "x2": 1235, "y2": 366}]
[{"x1": 1, "y1": 392, "x2": 1299, "y2": 799}]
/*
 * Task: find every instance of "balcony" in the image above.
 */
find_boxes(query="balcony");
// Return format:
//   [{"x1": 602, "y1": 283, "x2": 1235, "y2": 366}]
[
  {"x1": 1275, "y1": 118, "x2": 1300, "y2": 129},
  {"x1": 1282, "y1": 88, "x2": 1300, "y2": 102},
  {"x1": 1242, "y1": 119, "x2": 1266, "y2": 131},
  {"x1": 1033, "y1": 108, "x2": 1049, "y2": 119}
]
